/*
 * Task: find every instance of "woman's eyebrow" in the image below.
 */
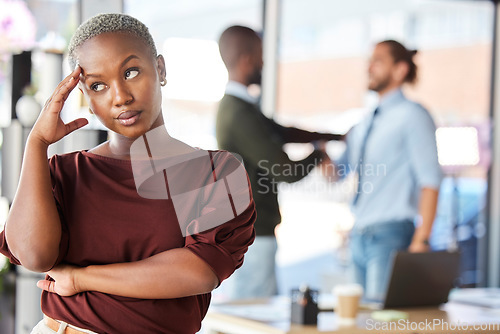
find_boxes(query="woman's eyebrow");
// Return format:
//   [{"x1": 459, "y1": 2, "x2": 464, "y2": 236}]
[
  {"x1": 83, "y1": 72, "x2": 101, "y2": 79},
  {"x1": 121, "y1": 55, "x2": 139, "y2": 68},
  {"x1": 81, "y1": 55, "x2": 140, "y2": 81}
]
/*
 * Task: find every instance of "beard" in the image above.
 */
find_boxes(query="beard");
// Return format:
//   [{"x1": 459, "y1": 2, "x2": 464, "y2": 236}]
[
  {"x1": 247, "y1": 67, "x2": 262, "y2": 86},
  {"x1": 368, "y1": 74, "x2": 391, "y2": 92}
]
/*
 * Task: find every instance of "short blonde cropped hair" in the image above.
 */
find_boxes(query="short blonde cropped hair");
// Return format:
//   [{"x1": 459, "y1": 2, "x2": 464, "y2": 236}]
[{"x1": 68, "y1": 13, "x2": 157, "y2": 68}]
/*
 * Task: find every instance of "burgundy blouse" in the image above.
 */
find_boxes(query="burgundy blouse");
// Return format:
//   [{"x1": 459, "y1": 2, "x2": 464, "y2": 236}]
[{"x1": 0, "y1": 149, "x2": 255, "y2": 334}]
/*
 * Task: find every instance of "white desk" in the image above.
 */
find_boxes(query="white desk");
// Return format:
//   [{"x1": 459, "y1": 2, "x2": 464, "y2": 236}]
[{"x1": 203, "y1": 296, "x2": 500, "y2": 334}]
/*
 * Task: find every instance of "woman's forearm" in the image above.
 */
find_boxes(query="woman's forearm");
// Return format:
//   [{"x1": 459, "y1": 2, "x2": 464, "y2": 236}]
[
  {"x1": 5, "y1": 137, "x2": 62, "y2": 272},
  {"x1": 5, "y1": 68, "x2": 87, "y2": 272},
  {"x1": 76, "y1": 248, "x2": 219, "y2": 299}
]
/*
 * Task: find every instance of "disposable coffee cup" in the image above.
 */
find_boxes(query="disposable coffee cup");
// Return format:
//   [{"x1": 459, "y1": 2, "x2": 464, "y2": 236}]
[{"x1": 333, "y1": 284, "x2": 363, "y2": 325}]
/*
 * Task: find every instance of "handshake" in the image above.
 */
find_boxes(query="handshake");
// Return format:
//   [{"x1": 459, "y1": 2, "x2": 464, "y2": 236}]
[{"x1": 312, "y1": 139, "x2": 342, "y2": 183}]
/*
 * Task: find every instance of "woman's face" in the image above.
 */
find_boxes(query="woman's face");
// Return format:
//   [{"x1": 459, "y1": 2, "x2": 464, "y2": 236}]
[{"x1": 77, "y1": 32, "x2": 165, "y2": 139}]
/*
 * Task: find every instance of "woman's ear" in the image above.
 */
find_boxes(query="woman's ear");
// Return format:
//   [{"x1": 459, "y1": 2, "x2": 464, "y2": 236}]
[{"x1": 157, "y1": 55, "x2": 166, "y2": 83}]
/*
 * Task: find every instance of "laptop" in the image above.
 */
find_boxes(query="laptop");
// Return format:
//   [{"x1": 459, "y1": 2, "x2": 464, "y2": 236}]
[{"x1": 380, "y1": 250, "x2": 461, "y2": 309}]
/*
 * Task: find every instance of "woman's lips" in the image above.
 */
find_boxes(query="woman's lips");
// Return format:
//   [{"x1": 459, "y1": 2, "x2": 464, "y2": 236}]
[{"x1": 117, "y1": 110, "x2": 142, "y2": 126}]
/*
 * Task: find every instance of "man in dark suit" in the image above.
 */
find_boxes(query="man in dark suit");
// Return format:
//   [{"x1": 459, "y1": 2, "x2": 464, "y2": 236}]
[{"x1": 216, "y1": 25, "x2": 343, "y2": 299}]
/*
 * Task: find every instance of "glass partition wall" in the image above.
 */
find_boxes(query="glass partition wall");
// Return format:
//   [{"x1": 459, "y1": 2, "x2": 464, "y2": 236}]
[{"x1": 276, "y1": 0, "x2": 493, "y2": 292}]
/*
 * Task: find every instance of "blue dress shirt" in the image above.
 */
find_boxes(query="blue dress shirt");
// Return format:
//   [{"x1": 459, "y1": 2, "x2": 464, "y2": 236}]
[{"x1": 337, "y1": 89, "x2": 443, "y2": 229}]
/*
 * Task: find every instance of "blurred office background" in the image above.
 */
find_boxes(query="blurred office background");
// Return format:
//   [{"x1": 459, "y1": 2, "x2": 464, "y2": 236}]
[{"x1": 0, "y1": 0, "x2": 498, "y2": 333}]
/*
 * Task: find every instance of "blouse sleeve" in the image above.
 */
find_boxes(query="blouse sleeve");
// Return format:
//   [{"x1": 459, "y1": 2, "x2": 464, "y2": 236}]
[
  {"x1": 0, "y1": 230, "x2": 21, "y2": 265},
  {"x1": 0, "y1": 155, "x2": 69, "y2": 268},
  {"x1": 183, "y1": 150, "x2": 256, "y2": 283}
]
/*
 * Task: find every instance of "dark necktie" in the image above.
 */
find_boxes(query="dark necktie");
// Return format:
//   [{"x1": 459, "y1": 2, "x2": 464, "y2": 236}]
[{"x1": 352, "y1": 108, "x2": 379, "y2": 205}]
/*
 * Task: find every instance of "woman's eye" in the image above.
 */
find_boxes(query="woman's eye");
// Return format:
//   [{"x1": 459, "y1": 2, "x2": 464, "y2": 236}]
[
  {"x1": 125, "y1": 69, "x2": 139, "y2": 80},
  {"x1": 90, "y1": 83, "x2": 106, "y2": 92}
]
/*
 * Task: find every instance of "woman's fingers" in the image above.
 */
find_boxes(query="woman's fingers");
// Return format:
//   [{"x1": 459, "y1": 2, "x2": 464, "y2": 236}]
[
  {"x1": 30, "y1": 66, "x2": 86, "y2": 145},
  {"x1": 36, "y1": 279, "x2": 55, "y2": 293},
  {"x1": 44, "y1": 66, "x2": 81, "y2": 112},
  {"x1": 65, "y1": 118, "x2": 89, "y2": 135},
  {"x1": 36, "y1": 266, "x2": 79, "y2": 297},
  {"x1": 57, "y1": 76, "x2": 78, "y2": 103},
  {"x1": 61, "y1": 67, "x2": 82, "y2": 99},
  {"x1": 53, "y1": 66, "x2": 81, "y2": 94},
  {"x1": 48, "y1": 76, "x2": 79, "y2": 111}
]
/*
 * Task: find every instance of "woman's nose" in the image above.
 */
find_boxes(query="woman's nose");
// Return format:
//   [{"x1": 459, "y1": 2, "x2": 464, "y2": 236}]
[{"x1": 113, "y1": 81, "x2": 134, "y2": 106}]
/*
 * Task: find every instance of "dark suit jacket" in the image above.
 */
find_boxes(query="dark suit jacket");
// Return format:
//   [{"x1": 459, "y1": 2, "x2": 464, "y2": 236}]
[{"x1": 216, "y1": 94, "x2": 341, "y2": 236}]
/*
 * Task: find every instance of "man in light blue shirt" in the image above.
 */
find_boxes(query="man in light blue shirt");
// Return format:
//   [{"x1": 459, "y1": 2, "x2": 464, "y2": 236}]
[{"x1": 336, "y1": 40, "x2": 443, "y2": 301}]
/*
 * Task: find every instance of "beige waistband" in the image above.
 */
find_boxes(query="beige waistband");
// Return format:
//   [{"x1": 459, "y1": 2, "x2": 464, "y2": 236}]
[{"x1": 44, "y1": 316, "x2": 98, "y2": 334}]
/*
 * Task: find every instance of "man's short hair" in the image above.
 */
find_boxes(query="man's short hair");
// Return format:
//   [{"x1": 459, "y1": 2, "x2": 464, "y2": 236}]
[{"x1": 218, "y1": 25, "x2": 260, "y2": 70}]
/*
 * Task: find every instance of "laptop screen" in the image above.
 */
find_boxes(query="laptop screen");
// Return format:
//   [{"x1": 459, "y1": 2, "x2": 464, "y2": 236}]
[{"x1": 383, "y1": 250, "x2": 460, "y2": 308}]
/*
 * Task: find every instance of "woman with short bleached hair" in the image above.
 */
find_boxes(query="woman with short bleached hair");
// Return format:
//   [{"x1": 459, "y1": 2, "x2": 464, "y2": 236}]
[{"x1": 0, "y1": 13, "x2": 255, "y2": 334}]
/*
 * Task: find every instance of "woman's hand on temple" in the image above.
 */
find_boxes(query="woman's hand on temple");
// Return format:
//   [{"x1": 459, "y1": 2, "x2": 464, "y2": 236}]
[
  {"x1": 37, "y1": 264, "x2": 83, "y2": 297},
  {"x1": 29, "y1": 66, "x2": 88, "y2": 146}
]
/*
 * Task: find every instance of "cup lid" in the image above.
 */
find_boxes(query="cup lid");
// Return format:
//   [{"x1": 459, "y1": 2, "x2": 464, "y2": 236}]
[{"x1": 333, "y1": 283, "x2": 363, "y2": 296}]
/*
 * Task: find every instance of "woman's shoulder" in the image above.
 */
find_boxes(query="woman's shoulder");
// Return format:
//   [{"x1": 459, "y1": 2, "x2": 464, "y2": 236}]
[
  {"x1": 48, "y1": 150, "x2": 132, "y2": 181},
  {"x1": 50, "y1": 150, "x2": 128, "y2": 164},
  {"x1": 47, "y1": 151, "x2": 88, "y2": 182},
  {"x1": 49, "y1": 150, "x2": 86, "y2": 165}
]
